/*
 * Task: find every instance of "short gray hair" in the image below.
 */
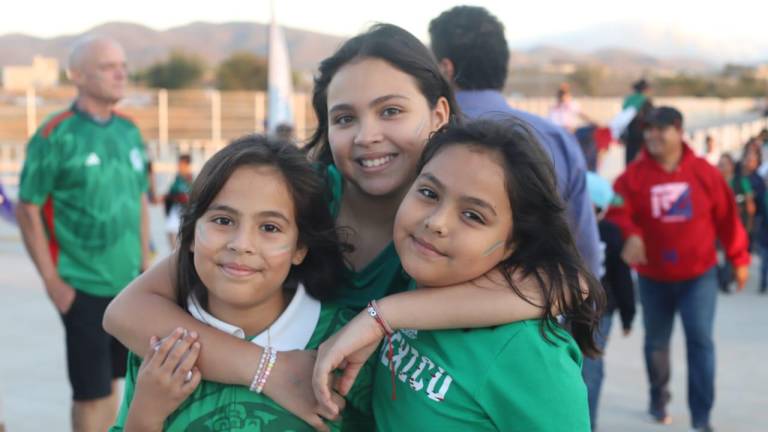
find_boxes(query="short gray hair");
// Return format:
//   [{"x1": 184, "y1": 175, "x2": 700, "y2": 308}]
[{"x1": 67, "y1": 36, "x2": 121, "y2": 73}]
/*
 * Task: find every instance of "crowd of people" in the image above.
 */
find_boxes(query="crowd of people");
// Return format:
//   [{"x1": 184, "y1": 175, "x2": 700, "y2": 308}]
[{"x1": 7, "y1": 4, "x2": 768, "y2": 432}]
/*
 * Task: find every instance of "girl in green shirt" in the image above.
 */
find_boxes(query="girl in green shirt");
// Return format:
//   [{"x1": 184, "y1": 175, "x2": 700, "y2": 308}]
[
  {"x1": 111, "y1": 136, "x2": 371, "y2": 431},
  {"x1": 317, "y1": 120, "x2": 604, "y2": 431},
  {"x1": 104, "y1": 24, "x2": 574, "y2": 430}
]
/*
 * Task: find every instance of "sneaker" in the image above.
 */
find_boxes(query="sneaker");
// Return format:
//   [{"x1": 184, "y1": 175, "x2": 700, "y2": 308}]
[
  {"x1": 649, "y1": 407, "x2": 672, "y2": 425},
  {"x1": 689, "y1": 427, "x2": 714, "y2": 432},
  {"x1": 650, "y1": 413, "x2": 672, "y2": 425}
]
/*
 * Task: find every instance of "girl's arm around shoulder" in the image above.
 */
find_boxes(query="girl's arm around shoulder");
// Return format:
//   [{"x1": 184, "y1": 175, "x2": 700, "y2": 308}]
[
  {"x1": 103, "y1": 253, "x2": 258, "y2": 385},
  {"x1": 377, "y1": 270, "x2": 546, "y2": 331},
  {"x1": 104, "y1": 254, "x2": 338, "y2": 430}
]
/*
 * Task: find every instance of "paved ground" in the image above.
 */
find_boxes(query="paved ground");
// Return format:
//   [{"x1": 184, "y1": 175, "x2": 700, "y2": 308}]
[{"x1": 1, "y1": 205, "x2": 767, "y2": 431}]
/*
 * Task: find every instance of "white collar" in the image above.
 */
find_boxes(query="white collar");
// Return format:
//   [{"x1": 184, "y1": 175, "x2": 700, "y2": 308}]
[{"x1": 187, "y1": 283, "x2": 321, "y2": 350}]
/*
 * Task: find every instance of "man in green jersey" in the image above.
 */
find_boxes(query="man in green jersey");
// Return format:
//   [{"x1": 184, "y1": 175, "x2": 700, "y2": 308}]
[{"x1": 16, "y1": 36, "x2": 150, "y2": 432}]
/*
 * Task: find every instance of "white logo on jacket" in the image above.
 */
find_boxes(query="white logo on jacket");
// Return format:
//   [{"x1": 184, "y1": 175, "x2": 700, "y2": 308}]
[{"x1": 650, "y1": 182, "x2": 693, "y2": 222}]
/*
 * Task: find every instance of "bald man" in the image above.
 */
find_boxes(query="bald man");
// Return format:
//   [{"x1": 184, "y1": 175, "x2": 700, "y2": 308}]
[{"x1": 16, "y1": 37, "x2": 150, "y2": 432}]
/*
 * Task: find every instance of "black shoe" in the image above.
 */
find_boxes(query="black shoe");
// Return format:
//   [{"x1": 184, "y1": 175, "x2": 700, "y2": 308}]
[{"x1": 649, "y1": 406, "x2": 672, "y2": 425}]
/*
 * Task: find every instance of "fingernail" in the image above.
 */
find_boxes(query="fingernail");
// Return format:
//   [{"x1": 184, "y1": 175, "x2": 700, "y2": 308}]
[
  {"x1": 190, "y1": 331, "x2": 198, "y2": 339},
  {"x1": 193, "y1": 342, "x2": 200, "y2": 349}
]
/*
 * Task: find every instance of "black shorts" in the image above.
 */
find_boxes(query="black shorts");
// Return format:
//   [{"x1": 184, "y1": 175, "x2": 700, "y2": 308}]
[{"x1": 60, "y1": 290, "x2": 127, "y2": 401}]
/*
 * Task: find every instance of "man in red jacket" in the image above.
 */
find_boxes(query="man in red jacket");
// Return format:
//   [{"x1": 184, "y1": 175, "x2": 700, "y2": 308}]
[{"x1": 607, "y1": 106, "x2": 749, "y2": 432}]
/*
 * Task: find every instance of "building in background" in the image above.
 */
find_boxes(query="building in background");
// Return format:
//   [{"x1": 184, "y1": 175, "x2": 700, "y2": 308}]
[{"x1": 2, "y1": 56, "x2": 59, "y2": 91}]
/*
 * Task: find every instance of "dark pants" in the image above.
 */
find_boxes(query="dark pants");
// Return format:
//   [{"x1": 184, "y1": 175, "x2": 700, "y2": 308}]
[
  {"x1": 759, "y1": 243, "x2": 768, "y2": 292},
  {"x1": 61, "y1": 290, "x2": 128, "y2": 401},
  {"x1": 582, "y1": 313, "x2": 613, "y2": 430},
  {"x1": 638, "y1": 267, "x2": 718, "y2": 428}
]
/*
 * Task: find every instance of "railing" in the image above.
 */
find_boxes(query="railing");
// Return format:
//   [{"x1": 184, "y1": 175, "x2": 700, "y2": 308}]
[{"x1": 1, "y1": 87, "x2": 766, "y2": 189}]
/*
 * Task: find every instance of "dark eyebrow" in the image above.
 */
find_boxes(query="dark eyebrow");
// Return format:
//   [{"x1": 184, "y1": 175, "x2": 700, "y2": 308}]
[
  {"x1": 419, "y1": 173, "x2": 498, "y2": 217},
  {"x1": 462, "y1": 196, "x2": 498, "y2": 217},
  {"x1": 207, "y1": 203, "x2": 240, "y2": 215},
  {"x1": 420, "y1": 172, "x2": 444, "y2": 189},
  {"x1": 207, "y1": 204, "x2": 290, "y2": 223},
  {"x1": 329, "y1": 94, "x2": 410, "y2": 114},
  {"x1": 257, "y1": 210, "x2": 290, "y2": 223}
]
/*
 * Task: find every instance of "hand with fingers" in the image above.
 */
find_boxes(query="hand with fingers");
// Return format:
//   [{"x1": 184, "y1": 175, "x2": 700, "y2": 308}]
[
  {"x1": 313, "y1": 311, "x2": 385, "y2": 417},
  {"x1": 124, "y1": 328, "x2": 202, "y2": 432},
  {"x1": 262, "y1": 349, "x2": 347, "y2": 432},
  {"x1": 621, "y1": 235, "x2": 647, "y2": 266}
]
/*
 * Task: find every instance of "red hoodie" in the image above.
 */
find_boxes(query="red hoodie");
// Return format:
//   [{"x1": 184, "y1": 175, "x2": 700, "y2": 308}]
[{"x1": 607, "y1": 144, "x2": 750, "y2": 282}]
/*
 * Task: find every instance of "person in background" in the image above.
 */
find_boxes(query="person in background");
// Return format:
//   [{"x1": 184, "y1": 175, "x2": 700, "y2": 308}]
[
  {"x1": 703, "y1": 135, "x2": 720, "y2": 166},
  {"x1": 608, "y1": 107, "x2": 749, "y2": 431},
  {"x1": 618, "y1": 79, "x2": 653, "y2": 165},
  {"x1": 428, "y1": 5, "x2": 602, "y2": 279},
  {"x1": 582, "y1": 172, "x2": 636, "y2": 431},
  {"x1": 15, "y1": 37, "x2": 150, "y2": 432},
  {"x1": 549, "y1": 82, "x2": 595, "y2": 133},
  {"x1": 741, "y1": 148, "x2": 768, "y2": 293},
  {"x1": 716, "y1": 153, "x2": 754, "y2": 294},
  {"x1": 163, "y1": 154, "x2": 193, "y2": 250}
]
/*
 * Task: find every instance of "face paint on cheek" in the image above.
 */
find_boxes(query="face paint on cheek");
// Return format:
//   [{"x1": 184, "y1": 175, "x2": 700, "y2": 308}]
[
  {"x1": 194, "y1": 222, "x2": 214, "y2": 249},
  {"x1": 412, "y1": 118, "x2": 427, "y2": 140},
  {"x1": 482, "y1": 240, "x2": 504, "y2": 257},
  {"x1": 262, "y1": 244, "x2": 294, "y2": 257}
]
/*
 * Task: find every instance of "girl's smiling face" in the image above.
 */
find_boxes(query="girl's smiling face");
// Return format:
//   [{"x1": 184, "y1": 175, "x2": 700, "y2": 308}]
[
  {"x1": 394, "y1": 144, "x2": 514, "y2": 287},
  {"x1": 326, "y1": 57, "x2": 449, "y2": 198},
  {"x1": 192, "y1": 166, "x2": 307, "y2": 310}
]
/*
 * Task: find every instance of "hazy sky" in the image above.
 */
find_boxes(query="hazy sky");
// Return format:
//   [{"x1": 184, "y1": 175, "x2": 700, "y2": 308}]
[{"x1": 2, "y1": 0, "x2": 765, "y2": 44}]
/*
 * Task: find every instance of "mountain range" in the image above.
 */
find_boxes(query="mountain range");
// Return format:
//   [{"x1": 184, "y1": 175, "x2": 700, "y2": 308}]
[{"x1": 1, "y1": 21, "x2": 764, "y2": 75}]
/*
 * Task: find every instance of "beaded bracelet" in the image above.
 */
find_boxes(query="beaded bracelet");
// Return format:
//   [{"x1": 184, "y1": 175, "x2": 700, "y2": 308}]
[
  {"x1": 249, "y1": 347, "x2": 272, "y2": 393},
  {"x1": 254, "y1": 348, "x2": 278, "y2": 394}
]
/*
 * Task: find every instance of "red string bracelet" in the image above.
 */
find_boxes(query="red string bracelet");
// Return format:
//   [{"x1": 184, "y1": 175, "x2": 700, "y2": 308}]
[{"x1": 367, "y1": 300, "x2": 396, "y2": 400}]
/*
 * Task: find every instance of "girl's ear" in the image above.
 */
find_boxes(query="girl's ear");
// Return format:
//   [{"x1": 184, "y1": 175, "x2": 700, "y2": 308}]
[
  {"x1": 430, "y1": 96, "x2": 451, "y2": 131},
  {"x1": 292, "y1": 244, "x2": 308, "y2": 266}
]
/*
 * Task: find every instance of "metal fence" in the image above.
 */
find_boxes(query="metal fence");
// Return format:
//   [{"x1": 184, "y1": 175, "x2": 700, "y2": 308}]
[{"x1": 1, "y1": 87, "x2": 766, "y2": 188}]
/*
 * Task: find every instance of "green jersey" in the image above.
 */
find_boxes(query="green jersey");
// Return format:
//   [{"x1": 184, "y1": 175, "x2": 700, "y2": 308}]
[
  {"x1": 111, "y1": 285, "x2": 373, "y2": 432},
  {"x1": 373, "y1": 320, "x2": 591, "y2": 432},
  {"x1": 325, "y1": 165, "x2": 411, "y2": 309},
  {"x1": 165, "y1": 173, "x2": 192, "y2": 214},
  {"x1": 18, "y1": 104, "x2": 148, "y2": 297}
]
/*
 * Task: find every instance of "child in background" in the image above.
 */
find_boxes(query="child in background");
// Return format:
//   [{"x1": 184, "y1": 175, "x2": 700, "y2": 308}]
[
  {"x1": 582, "y1": 172, "x2": 636, "y2": 430},
  {"x1": 164, "y1": 154, "x2": 193, "y2": 250}
]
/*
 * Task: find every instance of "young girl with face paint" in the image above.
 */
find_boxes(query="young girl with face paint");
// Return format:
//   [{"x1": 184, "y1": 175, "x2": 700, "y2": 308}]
[
  {"x1": 319, "y1": 119, "x2": 603, "y2": 431},
  {"x1": 104, "y1": 24, "x2": 575, "y2": 428},
  {"x1": 110, "y1": 136, "x2": 372, "y2": 431}
]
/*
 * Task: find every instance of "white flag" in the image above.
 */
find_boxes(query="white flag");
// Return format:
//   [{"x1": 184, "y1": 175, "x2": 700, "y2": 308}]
[{"x1": 267, "y1": 13, "x2": 294, "y2": 134}]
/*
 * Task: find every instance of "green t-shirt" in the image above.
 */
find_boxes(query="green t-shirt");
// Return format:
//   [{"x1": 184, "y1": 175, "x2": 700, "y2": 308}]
[
  {"x1": 372, "y1": 320, "x2": 590, "y2": 432},
  {"x1": 167, "y1": 174, "x2": 192, "y2": 208},
  {"x1": 325, "y1": 165, "x2": 411, "y2": 309},
  {"x1": 111, "y1": 301, "x2": 373, "y2": 432},
  {"x1": 18, "y1": 105, "x2": 148, "y2": 297}
]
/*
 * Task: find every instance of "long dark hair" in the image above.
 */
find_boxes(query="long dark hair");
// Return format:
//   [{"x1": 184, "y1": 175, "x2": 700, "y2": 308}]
[
  {"x1": 305, "y1": 23, "x2": 460, "y2": 164},
  {"x1": 176, "y1": 135, "x2": 348, "y2": 310},
  {"x1": 418, "y1": 119, "x2": 606, "y2": 357}
]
